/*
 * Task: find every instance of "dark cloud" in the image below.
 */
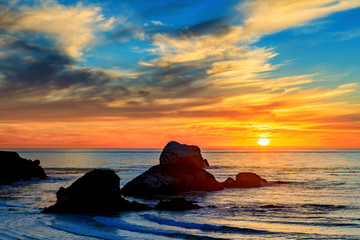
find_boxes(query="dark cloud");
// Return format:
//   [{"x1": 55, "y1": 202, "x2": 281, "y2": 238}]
[
  {"x1": 112, "y1": 26, "x2": 143, "y2": 42},
  {"x1": 180, "y1": 17, "x2": 233, "y2": 37},
  {"x1": 0, "y1": 94, "x2": 223, "y2": 122},
  {"x1": 0, "y1": 3, "x2": 238, "y2": 122},
  {"x1": 0, "y1": 34, "x2": 131, "y2": 101},
  {"x1": 138, "y1": 61, "x2": 213, "y2": 96},
  {"x1": 0, "y1": 30, "x2": 222, "y2": 121}
]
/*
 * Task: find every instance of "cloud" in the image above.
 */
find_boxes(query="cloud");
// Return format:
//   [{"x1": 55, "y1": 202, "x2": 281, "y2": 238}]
[
  {"x1": 1, "y1": 0, "x2": 360, "y2": 147},
  {"x1": 180, "y1": 17, "x2": 233, "y2": 37},
  {"x1": 147, "y1": 0, "x2": 360, "y2": 66},
  {"x1": 113, "y1": 26, "x2": 144, "y2": 42},
  {"x1": 151, "y1": 20, "x2": 164, "y2": 26},
  {"x1": 240, "y1": 0, "x2": 360, "y2": 35},
  {"x1": 0, "y1": 1, "x2": 114, "y2": 58},
  {"x1": 333, "y1": 28, "x2": 360, "y2": 41},
  {"x1": 150, "y1": 25, "x2": 247, "y2": 65}
]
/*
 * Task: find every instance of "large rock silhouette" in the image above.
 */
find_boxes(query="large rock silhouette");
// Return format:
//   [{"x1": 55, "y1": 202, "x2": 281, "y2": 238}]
[
  {"x1": 43, "y1": 169, "x2": 151, "y2": 213},
  {"x1": 160, "y1": 141, "x2": 209, "y2": 168},
  {"x1": 122, "y1": 141, "x2": 223, "y2": 196},
  {"x1": 0, "y1": 151, "x2": 46, "y2": 185}
]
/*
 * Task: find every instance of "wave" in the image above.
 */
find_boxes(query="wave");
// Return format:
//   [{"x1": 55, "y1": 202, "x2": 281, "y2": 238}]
[
  {"x1": 260, "y1": 219, "x2": 359, "y2": 228},
  {"x1": 0, "y1": 201, "x2": 23, "y2": 209},
  {"x1": 143, "y1": 214, "x2": 271, "y2": 234},
  {"x1": 93, "y1": 216, "x2": 225, "y2": 240},
  {"x1": 50, "y1": 222, "x2": 117, "y2": 240},
  {"x1": 0, "y1": 227, "x2": 41, "y2": 240},
  {"x1": 301, "y1": 203, "x2": 348, "y2": 211}
]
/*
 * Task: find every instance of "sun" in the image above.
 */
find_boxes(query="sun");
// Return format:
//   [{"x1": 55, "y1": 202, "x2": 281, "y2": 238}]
[{"x1": 257, "y1": 138, "x2": 270, "y2": 146}]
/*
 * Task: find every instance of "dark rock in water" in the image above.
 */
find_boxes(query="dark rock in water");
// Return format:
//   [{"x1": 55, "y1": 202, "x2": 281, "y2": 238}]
[
  {"x1": 207, "y1": 205, "x2": 217, "y2": 208},
  {"x1": 236, "y1": 172, "x2": 267, "y2": 187},
  {"x1": 260, "y1": 204, "x2": 285, "y2": 209},
  {"x1": 155, "y1": 197, "x2": 201, "y2": 211},
  {"x1": 270, "y1": 180, "x2": 289, "y2": 184},
  {"x1": 221, "y1": 172, "x2": 267, "y2": 188},
  {"x1": 43, "y1": 169, "x2": 151, "y2": 213},
  {"x1": 121, "y1": 164, "x2": 223, "y2": 196},
  {"x1": 160, "y1": 141, "x2": 209, "y2": 168},
  {"x1": 222, "y1": 177, "x2": 237, "y2": 188},
  {"x1": 0, "y1": 151, "x2": 46, "y2": 185},
  {"x1": 122, "y1": 141, "x2": 221, "y2": 196}
]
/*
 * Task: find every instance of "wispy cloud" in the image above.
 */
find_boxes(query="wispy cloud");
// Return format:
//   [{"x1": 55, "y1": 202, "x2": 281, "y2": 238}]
[
  {"x1": 240, "y1": 0, "x2": 360, "y2": 35},
  {"x1": 333, "y1": 28, "x2": 360, "y2": 41},
  {"x1": 0, "y1": 1, "x2": 114, "y2": 58}
]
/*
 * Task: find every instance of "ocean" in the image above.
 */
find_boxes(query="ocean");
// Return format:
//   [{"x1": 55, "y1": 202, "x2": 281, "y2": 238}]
[{"x1": 0, "y1": 148, "x2": 359, "y2": 239}]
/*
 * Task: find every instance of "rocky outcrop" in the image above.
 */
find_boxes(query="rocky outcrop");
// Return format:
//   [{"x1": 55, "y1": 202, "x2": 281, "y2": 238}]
[
  {"x1": 122, "y1": 141, "x2": 223, "y2": 196},
  {"x1": 222, "y1": 172, "x2": 267, "y2": 188},
  {"x1": 43, "y1": 169, "x2": 151, "y2": 213},
  {"x1": 155, "y1": 197, "x2": 201, "y2": 211},
  {"x1": 0, "y1": 151, "x2": 46, "y2": 185},
  {"x1": 121, "y1": 164, "x2": 223, "y2": 196},
  {"x1": 160, "y1": 141, "x2": 209, "y2": 168}
]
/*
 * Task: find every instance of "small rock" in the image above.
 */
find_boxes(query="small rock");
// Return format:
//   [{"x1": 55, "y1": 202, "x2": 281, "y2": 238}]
[
  {"x1": 221, "y1": 172, "x2": 267, "y2": 188},
  {"x1": 222, "y1": 177, "x2": 237, "y2": 188},
  {"x1": 260, "y1": 204, "x2": 285, "y2": 209},
  {"x1": 235, "y1": 172, "x2": 267, "y2": 187}
]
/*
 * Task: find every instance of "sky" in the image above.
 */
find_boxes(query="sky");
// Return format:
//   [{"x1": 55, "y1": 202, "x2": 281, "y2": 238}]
[{"x1": 0, "y1": 0, "x2": 360, "y2": 148}]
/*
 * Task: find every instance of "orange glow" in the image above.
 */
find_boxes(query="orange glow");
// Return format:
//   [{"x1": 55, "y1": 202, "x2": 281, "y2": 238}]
[{"x1": 1, "y1": 116, "x2": 360, "y2": 148}]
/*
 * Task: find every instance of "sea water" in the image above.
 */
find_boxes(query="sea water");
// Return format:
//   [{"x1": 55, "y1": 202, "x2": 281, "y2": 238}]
[{"x1": 0, "y1": 148, "x2": 359, "y2": 239}]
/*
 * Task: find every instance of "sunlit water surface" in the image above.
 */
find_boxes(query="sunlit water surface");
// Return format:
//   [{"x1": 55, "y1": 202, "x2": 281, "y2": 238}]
[{"x1": 0, "y1": 148, "x2": 359, "y2": 239}]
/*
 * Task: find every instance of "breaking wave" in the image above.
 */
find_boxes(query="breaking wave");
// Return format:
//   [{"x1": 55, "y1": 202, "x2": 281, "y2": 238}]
[
  {"x1": 143, "y1": 214, "x2": 271, "y2": 234},
  {"x1": 93, "y1": 216, "x2": 225, "y2": 239}
]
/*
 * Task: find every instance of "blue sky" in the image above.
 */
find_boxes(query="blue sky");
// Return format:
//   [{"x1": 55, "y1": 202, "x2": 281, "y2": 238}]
[{"x1": 0, "y1": 0, "x2": 360, "y2": 148}]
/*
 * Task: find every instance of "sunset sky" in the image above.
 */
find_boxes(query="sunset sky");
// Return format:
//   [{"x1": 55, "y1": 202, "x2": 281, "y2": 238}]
[{"x1": 1, "y1": 0, "x2": 360, "y2": 148}]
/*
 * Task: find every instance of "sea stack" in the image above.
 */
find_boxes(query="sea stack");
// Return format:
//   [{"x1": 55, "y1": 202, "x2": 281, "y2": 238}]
[
  {"x1": 121, "y1": 141, "x2": 223, "y2": 196},
  {"x1": 160, "y1": 141, "x2": 209, "y2": 168},
  {"x1": 222, "y1": 172, "x2": 267, "y2": 188},
  {"x1": 0, "y1": 151, "x2": 47, "y2": 185},
  {"x1": 43, "y1": 169, "x2": 151, "y2": 213}
]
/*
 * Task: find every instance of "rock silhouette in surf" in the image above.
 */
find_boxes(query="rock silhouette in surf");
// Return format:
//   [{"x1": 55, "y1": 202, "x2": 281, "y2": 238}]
[
  {"x1": 0, "y1": 151, "x2": 47, "y2": 185},
  {"x1": 222, "y1": 172, "x2": 267, "y2": 188},
  {"x1": 43, "y1": 169, "x2": 151, "y2": 213},
  {"x1": 43, "y1": 142, "x2": 271, "y2": 213},
  {"x1": 121, "y1": 141, "x2": 223, "y2": 196}
]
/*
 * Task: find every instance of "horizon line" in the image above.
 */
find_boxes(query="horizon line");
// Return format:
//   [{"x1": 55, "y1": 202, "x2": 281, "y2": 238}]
[{"x1": 2, "y1": 146, "x2": 360, "y2": 150}]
